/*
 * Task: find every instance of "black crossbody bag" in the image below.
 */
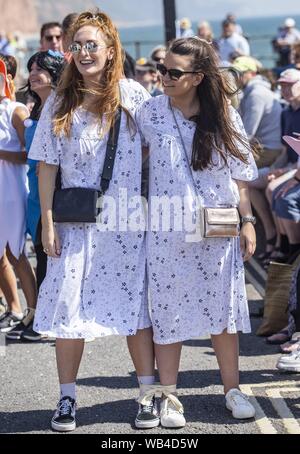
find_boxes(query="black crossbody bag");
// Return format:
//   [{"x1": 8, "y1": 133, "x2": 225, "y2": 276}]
[{"x1": 52, "y1": 107, "x2": 122, "y2": 223}]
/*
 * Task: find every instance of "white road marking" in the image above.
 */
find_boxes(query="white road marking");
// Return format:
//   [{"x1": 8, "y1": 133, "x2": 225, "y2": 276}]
[{"x1": 240, "y1": 381, "x2": 300, "y2": 434}]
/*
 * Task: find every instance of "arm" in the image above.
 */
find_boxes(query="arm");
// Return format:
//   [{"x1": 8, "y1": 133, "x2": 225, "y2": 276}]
[
  {"x1": 39, "y1": 162, "x2": 61, "y2": 258},
  {"x1": 1, "y1": 106, "x2": 29, "y2": 164},
  {"x1": 237, "y1": 180, "x2": 256, "y2": 262},
  {"x1": 0, "y1": 150, "x2": 27, "y2": 164},
  {"x1": 241, "y1": 92, "x2": 265, "y2": 141},
  {"x1": 275, "y1": 168, "x2": 300, "y2": 199}
]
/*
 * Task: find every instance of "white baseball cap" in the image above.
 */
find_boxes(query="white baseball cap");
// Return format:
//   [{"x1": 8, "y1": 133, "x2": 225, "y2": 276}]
[{"x1": 284, "y1": 18, "x2": 296, "y2": 28}]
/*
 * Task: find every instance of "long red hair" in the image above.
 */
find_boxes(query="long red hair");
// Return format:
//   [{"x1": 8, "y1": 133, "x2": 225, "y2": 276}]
[{"x1": 53, "y1": 10, "x2": 124, "y2": 138}]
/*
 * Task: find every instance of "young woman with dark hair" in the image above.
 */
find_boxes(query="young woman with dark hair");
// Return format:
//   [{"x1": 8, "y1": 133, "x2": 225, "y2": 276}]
[
  {"x1": 6, "y1": 51, "x2": 65, "y2": 342},
  {"x1": 134, "y1": 37, "x2": 258, "y2": 428},
  {"x1": 28, "y1": 10, "x2": 151, "y2": 432}
]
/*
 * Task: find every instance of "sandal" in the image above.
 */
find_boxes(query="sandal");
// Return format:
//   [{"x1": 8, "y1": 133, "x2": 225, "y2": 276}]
[
  {"x1": 266, "y1": 328, "x2": 291, "y2": 345},
  {"x1": 257, "y1": 235, "x2": 277, "y2": 262}
]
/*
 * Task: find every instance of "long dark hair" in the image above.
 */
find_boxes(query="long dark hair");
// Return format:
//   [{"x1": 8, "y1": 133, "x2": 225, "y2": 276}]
[
  {"x1": 168, "y1": 38, "x2": 249, "y2": 171},
  {"x1": 24, "y1": 51, "x2": 65, "y2": 120}
]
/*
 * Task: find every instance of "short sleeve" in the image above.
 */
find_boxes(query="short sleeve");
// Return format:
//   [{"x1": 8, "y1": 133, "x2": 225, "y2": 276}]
[
  {"x1": 28, "y1": 93, "x2": 60, "y2": 166},
  {"x1": 228, "y1": 107, "x2": 258, "y2": 182},
  {"x1": 135, "y1": 100, "x2": 151, "y2": 147}
]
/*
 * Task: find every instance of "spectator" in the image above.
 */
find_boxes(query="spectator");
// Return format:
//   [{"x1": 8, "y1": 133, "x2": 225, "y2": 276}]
[
  {"x1": 40, "y1": 22, "x2": 63, "y2": 54},
  {"x1": 6, "y1": 50, "x2": 65, "y2": 342},
  {"x1": 0, "y1": 30, "x2": 15, "y2": 56},
  {"x1": 150, "y1": 45, "x2": 166, "y2": 64},
  {"x1": 62, "y1": 13, "x2": 79, "y2": 55},
  {"x1": 273, "y1": 18, "x2": 300, "y2": 67},
  {"x1": 218, "y1": 20, "x2": 250, "y2": 65},
  {"x1": 226, "y1": 13, "x2": 244, "y2": 36},
  {"x1": 123, "y1": 50, "x2": 136, "y2": 79},
  {"x1": 177, "y1": 18, "x2": 194, "y2": 38},
  {"x1": 197, "y1": 21, "x2": 218, "y2": 51},
  {"x1": 136, "y1": 58, "x2": 163, "y2": 96},
  {"x1": 233, "y1": 56, "x2": 283, "y2": 263},
  {"x1": 0, "y1": 56, "x2": 37, "y2": 334},
  {"x1": 264, "y1": 69, "x2": 300, "y2": 263}
]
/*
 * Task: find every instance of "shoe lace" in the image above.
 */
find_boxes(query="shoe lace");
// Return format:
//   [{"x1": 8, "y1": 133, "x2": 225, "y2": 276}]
[
  {"x1": 141, "y1": 397, "x2": 155, "y2": 414},
  {"x1": 229, "y1": 391, "x2": 249, "y2": 406},
  {"x1": 58, "y1": 398, "x2": 74, "y2": 416}
]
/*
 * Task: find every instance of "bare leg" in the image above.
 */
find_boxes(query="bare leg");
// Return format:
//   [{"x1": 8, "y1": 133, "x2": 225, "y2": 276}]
[
  {"x1": 0, "y1": 251, "x2": 22, "y2": 314},
  {"x1": 211, "y1": 332, "x2": 239, "y2": 395},
  {"x1": 56, "y1": 339, "x2": 85, "y2": 384},
  {"x1": 6, "y1": 247, "x2": 37, "y2": 310},
  {"x1": 127, "y1": 328, "x2": 155, "y2": 377},
  {"x1": 249, "y1": 188, "x2": 276, "y2": 248},
  {"x1": 280, "y1": 219, "x2": 300, "y2": 244},
  {"x1": 155, "y1": 343, "x2": 183, "y2": 386}
]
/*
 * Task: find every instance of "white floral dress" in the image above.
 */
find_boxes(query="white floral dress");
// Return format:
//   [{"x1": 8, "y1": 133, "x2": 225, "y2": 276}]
[
  {"x1": 28, "y1": 79, "x2": 152, "y2": 339},
  {"x1": 136, "y1": 95, "x2": 258, "y2": 345}
]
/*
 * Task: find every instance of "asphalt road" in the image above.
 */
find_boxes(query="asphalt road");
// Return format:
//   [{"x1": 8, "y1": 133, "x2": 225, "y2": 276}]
[{"x1": 1, "y1": 282, "x2": 300, "y2": 435}]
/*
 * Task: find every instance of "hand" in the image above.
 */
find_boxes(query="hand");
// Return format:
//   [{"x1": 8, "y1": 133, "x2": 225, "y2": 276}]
[
  {"x1": 268, "y1": 168, "x2": 286, "y2": 181},
  {"x1": 42, "y1": 224, "x2": 61, "y2": 258},
  {"x1": 275, "y1": 178, "x2": 299, "y2": 199},
  {"x1": 240, "y1": 223, "x2": 256, "y2": 262}
]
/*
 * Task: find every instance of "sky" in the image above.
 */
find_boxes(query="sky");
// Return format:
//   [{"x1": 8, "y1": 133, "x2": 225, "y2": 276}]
[{"x1": 94, "y1": 0, "x2": 300, "y2": 27}]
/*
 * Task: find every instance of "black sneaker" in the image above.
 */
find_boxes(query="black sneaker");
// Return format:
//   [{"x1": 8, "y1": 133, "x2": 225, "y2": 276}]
[
  {"x1": 6, "y1": 309, "x2": 34, "y2": 340},
  {"x1": 0, "y1": 312, "x2": 23, "y2": 333},
  {"x1": 135, "y1": 395, "x2": 160, "y2": 429},
  {"x1": 51, "y1": 396, "x2": 76, "y2": 432},
  {"x1": 21, "y1": 321, "x2": 42, "y2": 342}
]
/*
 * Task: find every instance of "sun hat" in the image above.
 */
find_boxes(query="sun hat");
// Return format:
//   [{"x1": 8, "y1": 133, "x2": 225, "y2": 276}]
[
  {"x1": 232, "y1": 56, "x2": 258, "y2": 73},
  {"x1": 278, "y1": 68, "x2": 300, "y2": 84}
]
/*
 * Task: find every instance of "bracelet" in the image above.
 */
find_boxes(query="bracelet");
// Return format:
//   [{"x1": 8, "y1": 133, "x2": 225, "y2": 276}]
[
  {"x1": 241, "y1": 216, "x2": 257, "y2": 226},
  {"x1": 294, "y1": 175, "x2": 300, "y2": 183}
]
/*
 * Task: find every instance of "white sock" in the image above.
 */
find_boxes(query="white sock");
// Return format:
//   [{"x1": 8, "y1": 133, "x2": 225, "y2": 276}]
[
  {"x1": 138, "y1": 376, "x2": 155, "y2": 386},
  {"x1": 60, "y1": 383, "x2": 76, "y2": 401},
  {"x1": 11, "y1": 311, "x2": 24, "y2": 320}
]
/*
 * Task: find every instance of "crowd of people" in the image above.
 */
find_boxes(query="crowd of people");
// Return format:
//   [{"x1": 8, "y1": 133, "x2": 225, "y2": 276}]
[{"x1": 0, "y1": 9, "x2": 299, "y2": 433}]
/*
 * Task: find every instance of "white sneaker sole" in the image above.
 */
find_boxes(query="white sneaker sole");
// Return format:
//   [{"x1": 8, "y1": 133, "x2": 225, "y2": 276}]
[
  {"x1": 0, "y1": 324, "x2": 21, "y2": 333},
  {"x1": 135, "y1": 418, "x2": 160, "y2": 429},
  {"x1": 277, "y1": 364, "x2": 300, "y2": 373},
  {"x1": 51, "y1": 420, "x2": 76, "y2": 432},
  {"x1": 160, "y1": 417, "x2": 186, "y2": 428}
]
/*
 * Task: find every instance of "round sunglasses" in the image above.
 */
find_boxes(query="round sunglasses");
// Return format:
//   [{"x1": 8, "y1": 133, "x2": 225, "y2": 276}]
[
  {"x1": 69, "y1": 42, "x2": 107, "y2": 55},
  {"x1": 157, "y1": 63, "x2": 201, "y2": 81}
]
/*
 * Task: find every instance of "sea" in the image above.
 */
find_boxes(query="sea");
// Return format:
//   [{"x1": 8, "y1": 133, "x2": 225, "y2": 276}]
[{"x1": 27, "y1": 14, "x2": 300, "y2": 69}]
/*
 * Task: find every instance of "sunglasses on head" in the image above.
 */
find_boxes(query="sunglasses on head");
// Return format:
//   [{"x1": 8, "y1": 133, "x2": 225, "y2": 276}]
[
  {"x1": 45, "y1": 35, "x2": 62, "y2": 42},
  {"x1": 157, "y1": 63, "x2": 201, "y2": 81}
]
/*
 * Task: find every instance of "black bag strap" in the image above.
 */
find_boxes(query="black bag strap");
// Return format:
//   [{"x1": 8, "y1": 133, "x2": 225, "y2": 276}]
[
  {"x1": 56, "y1": 106, "x2": 122, "y2": 193},
  {"x1": 100, "y1": 106, "x2": 122, "y2": 194}
]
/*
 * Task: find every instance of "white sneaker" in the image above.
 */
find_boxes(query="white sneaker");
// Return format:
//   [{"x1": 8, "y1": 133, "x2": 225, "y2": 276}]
[
  {"x1": 160, "y1": 392, "x2": 186, "y2": 428},
  {"x1": 277, "y1": 347, "x2": 300, "y2": 372},
  {"x1": 225, "y1": 389, "x2": 255, "y2": 419}
]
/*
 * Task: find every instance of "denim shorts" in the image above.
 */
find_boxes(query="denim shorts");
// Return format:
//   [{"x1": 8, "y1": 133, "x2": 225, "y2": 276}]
[{"x1": 273, "y1": 181, "x2": 300, "y2": 222}]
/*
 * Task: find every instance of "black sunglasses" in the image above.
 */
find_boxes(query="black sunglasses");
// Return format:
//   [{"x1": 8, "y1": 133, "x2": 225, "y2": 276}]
[
  {"x1": 157, "y1": 63, "x2": 201, "y2": 81},
  {"x1": 45, "y1": 35, "x2": 62, "y2": 42}
]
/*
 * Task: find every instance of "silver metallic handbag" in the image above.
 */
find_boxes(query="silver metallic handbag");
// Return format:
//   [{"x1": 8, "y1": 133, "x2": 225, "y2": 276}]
[{"x1": 204, "y1": 207, "x2": 240, "y2": 238}]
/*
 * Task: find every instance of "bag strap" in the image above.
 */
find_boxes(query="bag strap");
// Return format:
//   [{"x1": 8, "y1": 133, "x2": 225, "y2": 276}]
[
  {"x1": 100, "y1": 106, "x2": 122, "y2": 194},
  {"x1": 56, "y1": 106, "x2": 122, "y2": 193}
]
